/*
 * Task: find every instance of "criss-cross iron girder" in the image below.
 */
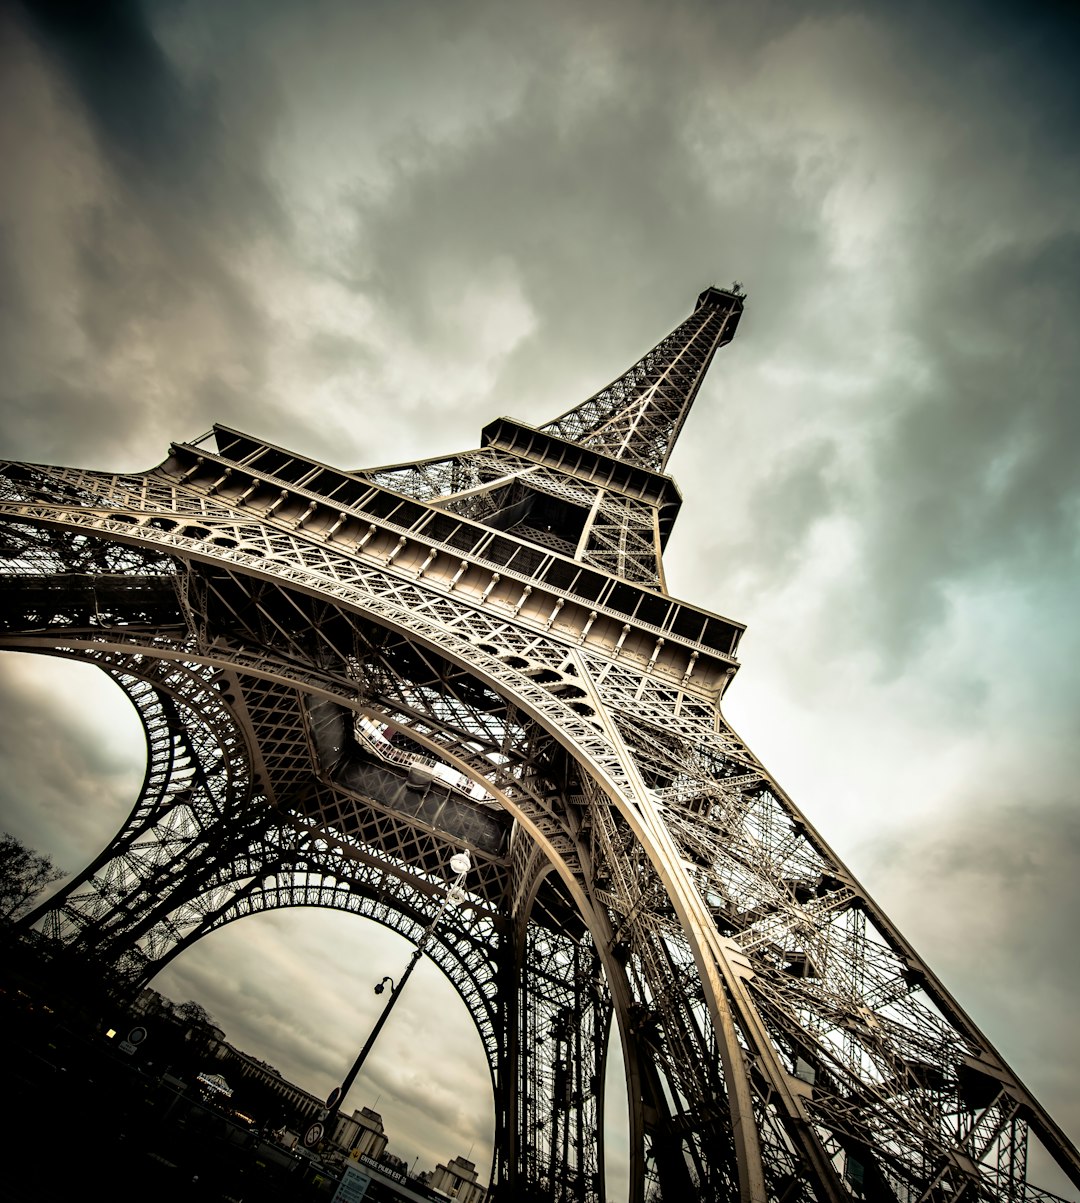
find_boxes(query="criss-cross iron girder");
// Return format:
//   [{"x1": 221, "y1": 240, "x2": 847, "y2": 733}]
[{"x1": 1, "y1": 286, "x2": 1077, "y2": 1203}]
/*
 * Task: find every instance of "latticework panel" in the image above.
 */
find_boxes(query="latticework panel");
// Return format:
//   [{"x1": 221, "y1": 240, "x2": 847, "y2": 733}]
[{"x1": 516, "y1": 871, "x2": 611, "y2": 1202}]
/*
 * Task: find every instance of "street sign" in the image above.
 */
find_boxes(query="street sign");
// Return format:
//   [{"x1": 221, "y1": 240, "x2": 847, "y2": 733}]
[
  {"x1": 332, "y1": 1164, "x2": 371, "y2": 1202},
  {"x1": 303, "y1": 1121, "x2": 325, "y2": 1149}
]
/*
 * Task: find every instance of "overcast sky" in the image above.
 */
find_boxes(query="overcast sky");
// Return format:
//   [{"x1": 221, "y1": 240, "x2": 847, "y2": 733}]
[{"x1": 2, "y1": 0, "x2": 1079, "y2": 1196}]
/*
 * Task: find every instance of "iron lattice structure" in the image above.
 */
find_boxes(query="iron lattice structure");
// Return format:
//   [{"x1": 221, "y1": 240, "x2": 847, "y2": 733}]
[{"x1": 1, "y1": 287, "x2": 1077, "y2": 1203}]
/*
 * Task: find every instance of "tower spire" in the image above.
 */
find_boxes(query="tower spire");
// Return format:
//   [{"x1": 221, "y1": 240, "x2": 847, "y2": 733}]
[
  {"x1": 363, "y1": 286, "x2": 746, "y2": 586},
  {"x1": 539, "y1": 285, "x2": 744, "y2": 471}
]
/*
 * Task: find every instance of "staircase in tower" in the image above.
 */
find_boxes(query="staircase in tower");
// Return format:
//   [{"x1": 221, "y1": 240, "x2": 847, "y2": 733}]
[{"x1": 0, "y1": 285, "x2": 1077, "y2": 1203}]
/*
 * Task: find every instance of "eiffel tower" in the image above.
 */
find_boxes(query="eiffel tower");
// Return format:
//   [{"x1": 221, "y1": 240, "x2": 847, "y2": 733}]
[{"x1": 1, "y1": 286, "x2": 1077, "y2": 1203}]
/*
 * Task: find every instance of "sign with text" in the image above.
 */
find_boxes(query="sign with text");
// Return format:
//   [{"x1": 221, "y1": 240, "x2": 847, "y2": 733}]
[
  {"x1": 359, "y1": 1152, "x2": 407, "y2": 1184},
  {"x1": 332, "y1": 1164, "x2": 371, "y2": 1202}
]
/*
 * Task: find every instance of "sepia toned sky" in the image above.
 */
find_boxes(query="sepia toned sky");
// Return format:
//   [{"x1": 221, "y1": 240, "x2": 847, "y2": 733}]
[{"x1": 2, "y1": 0, "x2": 1079, "y2": 1195}]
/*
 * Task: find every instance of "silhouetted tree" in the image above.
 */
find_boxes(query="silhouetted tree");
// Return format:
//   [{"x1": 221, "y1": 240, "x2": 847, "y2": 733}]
[
  {"x1": 0, "y1": 832, "x2": 63, "y2": 924},
  {"x1": 176, "y1": 998, "x2": 215, "y2": 1028}
]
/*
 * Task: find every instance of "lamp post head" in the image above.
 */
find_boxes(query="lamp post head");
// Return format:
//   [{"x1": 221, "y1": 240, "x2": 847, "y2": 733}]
[
  {"x1": 374, "y1": 975, "x2": 395, "y2": 995},
  {"x1": 449, "y1": 851, "x2": 471, "y2": 875}
]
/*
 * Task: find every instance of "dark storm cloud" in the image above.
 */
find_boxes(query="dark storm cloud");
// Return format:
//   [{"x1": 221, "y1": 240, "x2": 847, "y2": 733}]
[
  {"x1": 843, "y1": 233, "x2": 1080, "y2": 658},
  {"x1": 18, "y1": 0, "x2": 282, "y2": 231},
  {"x1": 897, "y1": 0, "x2": 1080, "y2": 159},
  {"x1": 20, "y1": 0, "x2": 209, "y2": 179},
  {"x1": 329, "y1": 5, "x2": 840, "y2": 470},
  {"x1": 3, "y1": 0, "x2": 285, "y2": 466},
  {"x1": 666, "y1": 0, "x2": 1080, "y2": 680}
]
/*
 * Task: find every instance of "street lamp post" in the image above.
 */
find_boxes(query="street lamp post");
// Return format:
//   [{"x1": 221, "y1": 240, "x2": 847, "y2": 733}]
[{"x1": 304, "y1": 850, "x2": 472, "y2": 1149}]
